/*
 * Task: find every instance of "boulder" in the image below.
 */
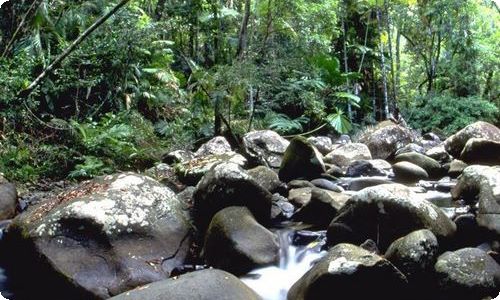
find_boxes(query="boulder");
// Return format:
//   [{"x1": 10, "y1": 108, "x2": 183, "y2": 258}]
[
  {"x1": 310, "y1": 179, "x2": 343, "y2": 192},
  {"x1": 203, "y1": 207, "x2": 279, "y2": 275},
  {"x1": 243, "y1": 130, "x2": 290, "y2": 168},
  {"x1": 346, "y1": 177, "x2": 393, "y2": 191},
  {"x1": 3, "y1": 173, "x2": 192, "y2": 299},
  {"x1": 194, "y1": 136, "x2": 232, "y2": 157},
  {"x1": 385, "y1": 229, "x2": 439, "y2": 282},
  {"x1": 448, "y1": 160, "x2": 468, "y2": 178},
  {"x1": 293, "y1": 188, "x2": 349, "y2": 227},
  {"x1": 358, "y1": 121, "x2": 415, "y2": 159},
  {"x1": 144, "y1": 163, "x2": 184, "y2": 192},
  {"x1": 175, "y1": 152, "x2": 247, "y2": 185},
  {"x1": 162, "y1": 150, "x2": 195, "y2": 165},
  {"x1": 288, "y1": 188, "x2": 313, "y2": 208},
  {"x1": 271, "y1": 193, "x2": 295, "y2": 220},
  {"x1": 395, "y1": 152, "x2": 443, "y2": 179},
  {"x1": 327, "y1": 184, "x2": 456, "y2": 251},
  {"x1": 324, "y1": 143, "x2": 372, "y2": 168},
  {"x1": 307, "y1": 136, "x2": 334, "y2": 155},
  {"x1": 346, "y1": 160, "x2": 386, "y2": 177},
  {"x1": 460, "y1": 138, "x2": 500, "y2": 165},
  {"x1": 434, "y1": 248, "x2": 500, "y2": 299},
  {"x1": 0, "y1": 181, "x2": 17, "y2": 220},
  {"x1": 451, "y1": 165, "x2": 500, "y2": 236},
  {"x1": 425, "y1": 145, "x2": 451, "y2": 163},
  {"x1": 108, "y1": 269, "x2": 261, "y2": 300},
  {"x1": 395, "y1": 143, "x2": 425, "y2": 156},
  {"x1": 279, "y1": 137, "x2": 325, "y2": 182},
  {"x1": 193, "y1": 162, "x2": 273, "y2": 232},
  {"x1": 334, "y1": 134, "x2": 351, "y2": 144},
  {"x1": 444, "y1": 121, "x2": 500, "y2": 158},
  {"x1": 247, "y1": 166, "x2": 282, "y2": 193},
  {"x1": 393, "y1": 161, "x2": 429, "y2": 183},
  {"x1": 287, "y1": 243, "x2": 407, "y2": 300}
]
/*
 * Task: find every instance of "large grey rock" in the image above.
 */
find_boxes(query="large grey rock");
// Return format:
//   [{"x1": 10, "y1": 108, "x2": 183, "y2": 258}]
[
  {"x1": 287, "y1": 243, "x2": 407, "y2": 300},
  {"x1": 193, "y1": 162, "x2": 273, "y2": 232},
  {"x1": 451, "y1": 165, "x2": 500, "y2": 236},
  {"x1": 393, "y1": 161, "x2": 429, "y2": 183},
  {"x1": 460, "y1": 138, "x2": 500, "y2": 166},
  {"x1": 358, "y1": 121, "x2": 415, "y2": 159},
  {"x1": 307, "y1": 136, "x2": 334, "y2": 155},
  {"x1": 203, "y1": 207, "x2": 279, "y2": 275},
  {"x1": 346, "y1": 160, "x2": 386, "y2": 177},
  {"x1": 243, "y1": 130, "x2": 290, "y2": 168},
  {"x1": 3, "y1": 173, "x2": 192, "y2": 299},
  {"x1": 108, "y1": 269, "x2": 261, "y2": 300},
  {"x1": 175, "y1": 152, "x2": 247, "y2": 185},
  {"x1": 162, "y1": 150, "x2": 195, "y2": 165},
  {"x1": 346, "y1": 177, "x2": 393, "y2": 191},
  {"x1": 0, "y1": 181, "x2": 17, "y2": 220},
  {"x1": 194, "y1": 136, "x2": 232, "y2": 157},
  {"x1": 434, "y1": 248, "x2": 500, "y2": 299},
  {"x1": 385, "y1": 229, "x2": 439, "y2": 281},
  {"x1": 448, "y1": 159, "x2": 468, "y2": 178},
  {"x1": 288, "y1": 187, "x2": 313, "y2": 208},
  {"x1": 279, "y1": 137, "x2": 325, "y2": 182},
  {"x1": 395, "y1": 152, "x2": 443, "y2": 179},
  {"x1": 324, "y1": 143, "x2": 372, "y2": 168},
  {"x1": 327, "y1": 184, "x2": 456, "y2": 251},
  {"x1": 395, "y1": 143, "x2": 425, "y2": 156},
  {"x1": 444, "y1": 121, "x2": 500, "y2": 158},
  {"x1": 247, "y1": 166, "x2": 282, "y2": 193},
  {"x1": 293, "y1": 188, "x2": 349, "y2": 227}
]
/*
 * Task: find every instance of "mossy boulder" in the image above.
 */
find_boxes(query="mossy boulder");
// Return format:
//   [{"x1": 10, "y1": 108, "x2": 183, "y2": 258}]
[
  {"x1": 2, "y1": 173, "x2": 192, "y2": 299},
  {"x1": 327, "y1": 184, "x2": 456, "y2": 251},
  {"x1": 395, "y1": 152, "x2": 443, "y2": 179},
  {"x1": 287, "y1": 243, "x2": 407, "y2": 300},
  {"x1": 243, "y1": 130, "x2": 290, "y2": 168},
  {"x1": 279, "y1": 137, "x2": 326, "y2": 182},
  {"x1": 444, "y1": 121, "x2": 500, "y2": 158},
  {"x1": 324, "y1": 143, "x2": 372, "y2": 168},
  {"x1": 358, "y1": 122, "x2": 415, "y2": 159},
  {"x1": 459, "y1": 138, "x2": 500, "y2": 166},
  {"x1": 393, "y1": 161, "x2": 429, "y2": 183}
]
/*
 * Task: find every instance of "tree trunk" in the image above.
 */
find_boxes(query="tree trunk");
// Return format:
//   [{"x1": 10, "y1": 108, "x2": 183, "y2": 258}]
[
  {"x1": 395, "y1": 29, "x2": 401, "y2": 98},
  {"x1": 341, "y1": 15, "x2": 352, "y2": 121},
  {"x1": 155, "y1": 0, "x2": 167, "y2": 20},
  {"x1": 377, "y1": 8, "x2": 389, "y2": 119},
  {"x1": 384, "y1": 0, "x2": 397, "y2": 107},
  {"x1": 18, "y1": 0, "x2": 131, "y2": 99},
  {"x1": 237, "y1": 0, "x2": 251, "y2": 58}
]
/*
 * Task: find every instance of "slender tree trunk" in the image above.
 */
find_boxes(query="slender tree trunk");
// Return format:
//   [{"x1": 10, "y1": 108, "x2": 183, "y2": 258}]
[
  {"x1": 18, "y1": 0, "x2": 131, "y2": 99},
  {"x1": 211, "y1": 0, "x2": 222, "y2": 64},
  {"x1": 237, "y1": 0, "x2": 251, "y2": 58},
  {"x1": 260, "y1": 0, "x2": 273, "y2": 59},
  {"x1": 384, "y1": 0, "x2": 397, "y2": 107},
  {"x1": 341, "y1": 15, "x2": 352, "y2": 121},
  {"x1": 395, "y1": 29, "x2": 401, "y2": 98},
  {"x1": 377, "y1": 8, "x2": 389, "y2": 119}
]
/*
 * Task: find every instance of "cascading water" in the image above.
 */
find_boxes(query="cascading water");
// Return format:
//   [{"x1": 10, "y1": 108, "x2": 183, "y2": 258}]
[{"x1": 241, "y1": 228, "x2": 327, "y2": 300}]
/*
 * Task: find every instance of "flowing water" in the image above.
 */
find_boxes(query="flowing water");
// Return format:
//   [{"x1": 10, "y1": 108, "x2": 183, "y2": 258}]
[{"x1": 241, "y1": 228, "x2": 327, "y2": 300}]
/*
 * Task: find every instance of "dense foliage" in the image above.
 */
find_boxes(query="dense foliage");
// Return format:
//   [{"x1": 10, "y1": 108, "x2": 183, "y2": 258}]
[{"x1": 0, "y1": 0, "x2": 498, "y2": 182}]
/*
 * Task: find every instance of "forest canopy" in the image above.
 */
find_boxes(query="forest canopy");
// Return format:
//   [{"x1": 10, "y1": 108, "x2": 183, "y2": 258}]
[{"x1": 0, "y1": 0, "x2": 498, "y2": 182}]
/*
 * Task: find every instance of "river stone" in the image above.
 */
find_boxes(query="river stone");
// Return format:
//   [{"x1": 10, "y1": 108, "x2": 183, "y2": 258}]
[
  {"x1": 393, "y1": 161, "x2": 429, "y2": 183},
  {"x1": 287, "y1": 243, "x2": 407, "y2": 300},
  {"x1": 0, "y1": 181, "x2": 17, "y2": 220},
  {"x1": 324, "y1": 143, "x2": 372, "y2": 168},
  {"x1": 346, "y1": 160, "x2": 386, "y2": 177},
  {"x1": 279, "y1": 137, "x2": 326, "y2": 182},
  {"x1": 175, "y1": 152, "x2": 247, "y2": 185},
  {"x1": 243, "y1": 130, "x2": 290, "y2": 168},
  {"x1": 325, "y1": 164, "x2": 345, "y2": 177},
  {"x1": 395, "y1": 152, "x2": 443, "y2": 179},
  {"x1": 194, "y1": 136, "x2": 232, "y2": 157},
  {"x1": 357, "y1": 121, "x2": 415, "y2": 159},
  {"x1": 448, "y1": 159, "x2": 468, "y2": 178},
  {"x1": 434, "y1": 248, "x2": 500, "y2": 299},
  {"x1": 451, "y1": 165, "x2": 500, "y2": 236},
  {"x1": 307, "y1": 136, "x2": 334, "y2": 155},
  {"x1": 247, "y1": 166, "x2": 282, "y2": 193},
  {"x1": 444, "y1": 121, "x2": 500, "y2": 158},
  {"x1": 162, "y1": 150, "x2": 195, "y2": 165},
  {"x1": 293, "y1": 188, "x2": 349, "y2": 227},
  {"x1": 385, "y1": 229, "x2": 439, "y2": 281},
  {"x1": 108, "y1": 269, "x2": 261, "y2": 300},
  {"x1": 347, "y1": 177, "x2": 393, "y2": 191},
  {"x1": 460, "y1": 138, "x2": 500, "y2": 166},
  {"x1": 3, "y1": 173, "x2": 192, "y2": 299},
  {"x1": 395, "y1": 143, "x2": 425, "y2": 156},
  {"x1": 193, "y1": 162, "x2": 273, "y2": 232},
  {"x1": 335, "y1": 134, "x2": 352, "y2": 144},
  {"x1": 288, "y1": 187, "x2": 313, "y2": 208},
  {"x1": 423, "y1": 132, "x2": 441, "y2": 142},
  {"x1": 327, "y1": 184, "x2": 456, "y2": 251},
  {"x1": 310, "y1": 179, "x2": 343, "y2": 192},
  {"x1": 425, "y1": 144, "x2": 451, "y2": 163},
  {"x1": 203, "y1": 207, "x2": 279, "y2": 275}
]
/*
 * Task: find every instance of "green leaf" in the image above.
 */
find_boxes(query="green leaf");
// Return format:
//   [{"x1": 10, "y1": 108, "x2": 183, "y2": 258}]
[{"x1": 327, "y1": 110, "x2": 352, "y2": 134}]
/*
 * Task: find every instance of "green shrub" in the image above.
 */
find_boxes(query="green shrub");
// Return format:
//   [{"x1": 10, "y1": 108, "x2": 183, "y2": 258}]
[{"x1": 404, "y1": 94, "x2": 499, "y2": 136}]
